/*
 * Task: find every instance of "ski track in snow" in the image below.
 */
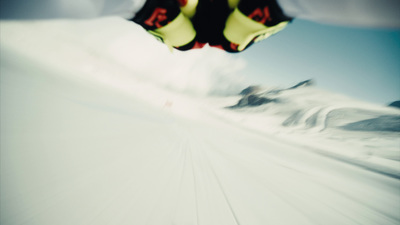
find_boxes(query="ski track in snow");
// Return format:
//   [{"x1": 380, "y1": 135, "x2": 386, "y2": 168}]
[{"x1": 1, "y1": 19, "x2": 400, "y2": 225}]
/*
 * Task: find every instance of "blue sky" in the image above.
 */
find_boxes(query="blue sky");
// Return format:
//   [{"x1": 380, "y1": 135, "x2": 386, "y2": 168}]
[{"x1": 235, "y1": 19, "x2": 400, "y2": 105}]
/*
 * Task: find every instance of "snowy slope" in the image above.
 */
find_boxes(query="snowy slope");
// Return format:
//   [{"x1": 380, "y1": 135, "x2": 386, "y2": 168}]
[
  {"x1": 206, "y1": 84, "x2": 400, "y2": 177},
  {"x1": 1, "y1": 18, "x2": 400, "y2": 225}
]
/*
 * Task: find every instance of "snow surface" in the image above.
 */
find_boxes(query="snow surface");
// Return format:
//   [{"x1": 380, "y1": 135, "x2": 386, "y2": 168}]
[{"x1": 1, "y1": 18, "x2": 400, "y2": 225}]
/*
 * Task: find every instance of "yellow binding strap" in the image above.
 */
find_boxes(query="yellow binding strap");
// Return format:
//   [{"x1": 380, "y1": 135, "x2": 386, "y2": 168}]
[
  {"x1": 224, "y1": 8, "x2": 289, "y2": 51},
  {"x1": 180, "y1": 0, "x2": 198, "y2": 18},
  {"x1": 148, "y1": 12, "x2": 196, "y2": 50}
]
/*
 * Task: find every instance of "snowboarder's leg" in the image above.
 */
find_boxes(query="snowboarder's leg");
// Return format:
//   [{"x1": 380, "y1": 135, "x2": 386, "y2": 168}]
[
  {"x1": 221, "y1": 0, "x2": 293, "y2": 52},
  {"x1": 217, "y1": 0, "x2": 400, "y2": 53},
  {"x1": 131, "y1": 0, "x2": 204, "y2": 51}
]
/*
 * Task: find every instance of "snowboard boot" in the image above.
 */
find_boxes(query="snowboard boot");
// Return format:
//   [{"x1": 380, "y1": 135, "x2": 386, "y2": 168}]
[
  {"x1": 223, "y1": 0, "x2": 293, "y2": 52},
  {"x1": 131, "y1": 0, "x2": 203, "y2": 51}
]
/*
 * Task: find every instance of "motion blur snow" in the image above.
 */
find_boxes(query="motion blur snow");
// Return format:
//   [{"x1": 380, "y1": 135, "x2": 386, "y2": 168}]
[{"x1": 1, "y1": 18, "x2": 399, "y2": 225}]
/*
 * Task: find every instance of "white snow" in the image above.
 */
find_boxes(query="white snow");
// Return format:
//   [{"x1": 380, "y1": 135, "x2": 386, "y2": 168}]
[{"x1": 1, "y1": 18, "x2": 399, "y2": 225}]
